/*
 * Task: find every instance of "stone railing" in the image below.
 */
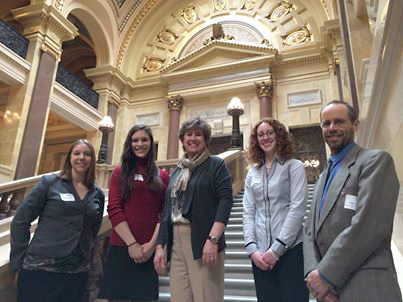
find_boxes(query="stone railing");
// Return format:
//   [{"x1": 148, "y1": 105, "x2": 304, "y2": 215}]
[
  {"x1": 0, "y1": 20, "x2": 28, "y2": 59},
  {"x1": 218, "y1": 149, "x2": 246, "y2": 195},
  {"x1": 55, "y1": 65, "x2": 99, "y2": 109}
]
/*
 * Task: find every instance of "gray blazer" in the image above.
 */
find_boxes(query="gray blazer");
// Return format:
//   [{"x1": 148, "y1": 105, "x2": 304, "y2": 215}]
[{"x1": 303, "y1": 144, "x2": 402, "y2": 302}]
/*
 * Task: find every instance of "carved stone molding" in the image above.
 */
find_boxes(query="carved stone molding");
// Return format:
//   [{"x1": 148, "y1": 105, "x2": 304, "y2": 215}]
[
  {"x1": 167, "y1": 95, "x2": 184, "y2": 110},
  {"x1": 116, "y1": 0, "x2": 157, "y2": 68},
  {"x1": 12, "y1": 3, "x2": 78, "y2": 60},
  {"x1": 255, "y1": 79, "x2": 273, "y2": 98},
  {"x1": 54, "y1": 0, "x2": 65, "y2": 12}
]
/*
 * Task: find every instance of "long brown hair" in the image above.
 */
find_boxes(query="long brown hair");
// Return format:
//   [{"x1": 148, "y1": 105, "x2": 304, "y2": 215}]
[
  {"x1": 120, "y1": 124, "x2": 163, "y2": 202},
  {"x1": 247, "y1": 118, "x2": 294, "y2": 165},
  {"x1": 59, "y1": 139, "x2": 96, "y2": 187}
]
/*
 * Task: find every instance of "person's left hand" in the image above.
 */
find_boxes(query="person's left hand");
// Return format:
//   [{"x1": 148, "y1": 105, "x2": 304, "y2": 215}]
[
  {"x1": 202, "y1": 239, "x2": 218, "y2": 267},
  {"x1": 141, "y1": 241, "x2": 155, "y2": 261},
  {"x1": 305, "y1": 269, "x2": 338, "y2": 301}
]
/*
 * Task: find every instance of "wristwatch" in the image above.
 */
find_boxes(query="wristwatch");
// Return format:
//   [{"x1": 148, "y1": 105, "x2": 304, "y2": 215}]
[{"x1": 207, "y1": 235, "x2": 219, "y2": 245}]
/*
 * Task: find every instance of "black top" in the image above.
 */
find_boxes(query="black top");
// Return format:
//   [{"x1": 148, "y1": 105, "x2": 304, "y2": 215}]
[
  {"x1": 157, "y1": 156, "x2": 233, "y2": 260},
  {"x1": 10, "y1": 175, "x2": 105, "y2": 272}
]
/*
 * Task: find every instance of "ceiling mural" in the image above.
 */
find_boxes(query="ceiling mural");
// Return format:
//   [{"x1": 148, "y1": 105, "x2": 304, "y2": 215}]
[{"x1": 134, "y1": 0, "x2": 319, "y2": 75}]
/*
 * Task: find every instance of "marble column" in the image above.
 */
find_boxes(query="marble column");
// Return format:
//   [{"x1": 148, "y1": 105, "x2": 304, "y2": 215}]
[
  {"x1": 14, "y1": 51, "x2": 57, "y2": 179},
  {"x1": 166, "y1": 95, "x2": 184, "y2": 159},
  {"x1": 106, "y1": 102, "x2": 118, "y2": 164},
  {"x1": 255, "y1": 78, "x2": 273, "y2": 119}
]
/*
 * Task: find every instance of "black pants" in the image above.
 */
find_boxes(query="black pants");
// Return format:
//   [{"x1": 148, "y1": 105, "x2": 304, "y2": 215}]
[
  {"x1": 17, "y1": 268, "x2": 89, "y2": 302},
  {"x1": 252, "y1": 243, "x2": 309, "y2": 302}
]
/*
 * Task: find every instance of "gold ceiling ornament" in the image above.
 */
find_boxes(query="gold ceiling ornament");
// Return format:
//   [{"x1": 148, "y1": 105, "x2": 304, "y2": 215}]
[
  {"x1": 243, "y1": 0, "x2": 259, "y2": 10},
  {"x1": 143, "y1": 57, "x2": 166, "y2": 72},
  {"x1": 213, "y1": 0, "x2": 227, "y2": 11},
  {"x1": 261, "y1": 38, "x2": 272, "y2": 47},
  {"x1": 282, "y1": 25, "x2": 311, "y2": 46},
  {"x1": 157, "y1": 27, "x2": 178, "y2": 45},
  {"x1": 181, "y1": 4, "x2": 198, "y2": 24},
  {"x1": 266, "y1": 1, "x2": 296, "y2": 22}
]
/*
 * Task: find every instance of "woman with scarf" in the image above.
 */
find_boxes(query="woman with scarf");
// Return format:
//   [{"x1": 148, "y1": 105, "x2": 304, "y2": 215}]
[{"x1": 153, "y1": 117, "x2": 233, "y2": 302}]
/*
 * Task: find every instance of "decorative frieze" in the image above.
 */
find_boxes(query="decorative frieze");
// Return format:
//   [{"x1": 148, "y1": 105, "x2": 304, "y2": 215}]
[
  {"x1": 266, "y1": 1, "x2": 296, "y2": 22},
  {"x1": 157, "y1": 27, "x2": 178, "y2": 45},
  {"x1": 143, "y1": 57, "x2": 165, "y2": 72},
  {"x1": 213, "y1": 0, "x2": 227, "y2": 11},
  {"x1": 282, "y1": 25, "x2": 312, "y2": 46},
  {"x1": 243, "y1": 0, "x2": 259, "y2": 10},
  {"x1": 181, "y1": 4, "x2": 198, "y2": 24}
]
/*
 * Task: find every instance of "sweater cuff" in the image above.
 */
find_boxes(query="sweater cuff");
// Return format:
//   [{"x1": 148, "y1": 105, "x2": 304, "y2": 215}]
[
  {"x1": 270, "y1": 239, "x2": 288, "y2": 257},
  {"x1": 108, "y1": 212, "x2": 126, "y2": 228},
  {"x1": 245, "y1": 242, "x2": 258, "y2": 256}
]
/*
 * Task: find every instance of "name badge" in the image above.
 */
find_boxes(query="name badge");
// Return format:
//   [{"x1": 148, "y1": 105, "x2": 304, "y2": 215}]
[
  {"x1": 60, "y1": 193, "x2": 75, "y2": 202},
  {"x1": 251, "y1": 177, "x2": 262, "y2": 186},
  {"x1": 344, "y1": 194, "x2": 357, "y2": 211},
  {"x1": 134, "y1": 174, "x2": 144, "y2": 181}
]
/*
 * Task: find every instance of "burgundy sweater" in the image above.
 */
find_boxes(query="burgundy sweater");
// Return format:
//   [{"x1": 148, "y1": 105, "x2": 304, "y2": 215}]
[{"x1": 107, "y1": 162, "x2": 169, "y2": 246}]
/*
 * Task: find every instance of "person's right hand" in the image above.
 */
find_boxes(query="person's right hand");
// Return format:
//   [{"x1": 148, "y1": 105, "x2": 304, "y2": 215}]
[
  {"x1": 153, "y1": 245, "x2": 166, "y2": 276},
  {"x1": 250, "y1": 251, "x2": 270, "y2": 271},
  {"x1": 128, "y1": 243, "x2": 145, "y2": 263}
]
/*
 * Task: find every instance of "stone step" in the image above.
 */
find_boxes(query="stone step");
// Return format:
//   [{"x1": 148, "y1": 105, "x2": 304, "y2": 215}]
[
  {"x1": 159, "y1": 292, "x2": 258, "y2": 302},
  {"x1": 228, "y1": 217, "x2": 243, "y2": 224},
  {"x1": 226, "y1": 224, "x2": 243, "y2": 231}
]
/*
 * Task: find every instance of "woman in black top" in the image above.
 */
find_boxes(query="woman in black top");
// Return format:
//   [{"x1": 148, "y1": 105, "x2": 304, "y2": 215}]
[
  {"x1": 10, "y1": 139, "x2": 104, "y2": 302},
  {"x1": 153, "y1": 117, "x2": 233, "y2": 302}
]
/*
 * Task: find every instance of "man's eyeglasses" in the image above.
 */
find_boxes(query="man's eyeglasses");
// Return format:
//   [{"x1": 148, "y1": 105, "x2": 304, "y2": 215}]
[{"x1": 320, "y1": 118, "x2": 350, "y2": 129}]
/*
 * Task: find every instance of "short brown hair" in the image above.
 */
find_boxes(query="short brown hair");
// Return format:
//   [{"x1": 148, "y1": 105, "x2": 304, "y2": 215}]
[
  {"x1": 320, "y1": 100, "x2": 358, "y2": 122},
  {"x1": 179, "y1": 117, "x2": 211, "y2": 144},
  {"x1": 247, "y1": 118, "x2": 294, "y2": 165},
  {"x1": 60, "y1": 139, "x2": 96, "y2": 187}
]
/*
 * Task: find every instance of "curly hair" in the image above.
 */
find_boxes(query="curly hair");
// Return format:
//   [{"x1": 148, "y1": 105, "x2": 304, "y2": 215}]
[
  {"x1": 247, "y1": 118, "x2": 294, "y2": 165},
  {"x1": 120, "y1": 124, "x2": 163, "y2": 202}
]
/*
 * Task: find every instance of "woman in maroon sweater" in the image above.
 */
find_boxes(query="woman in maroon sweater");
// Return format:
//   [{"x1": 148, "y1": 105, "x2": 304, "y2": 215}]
[{"x1": 99, "y1": 124, "x2": 168, "y2": 302}]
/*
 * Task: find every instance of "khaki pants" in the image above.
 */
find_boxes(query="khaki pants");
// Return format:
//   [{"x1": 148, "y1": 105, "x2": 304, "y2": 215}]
[{"x1": 170, "y1": 224, "x2": 224, "y2": 302}]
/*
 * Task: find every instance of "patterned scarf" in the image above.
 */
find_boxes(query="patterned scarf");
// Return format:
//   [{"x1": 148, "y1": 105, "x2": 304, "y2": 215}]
[{"x1": 170, "y1": 148, "x2": 210, "y2": 221}]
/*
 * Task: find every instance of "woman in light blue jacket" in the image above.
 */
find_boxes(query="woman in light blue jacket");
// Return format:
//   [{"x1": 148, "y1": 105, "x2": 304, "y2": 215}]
[{"x1": 243, "y1": 118, "x2": 309, "y2": 302}]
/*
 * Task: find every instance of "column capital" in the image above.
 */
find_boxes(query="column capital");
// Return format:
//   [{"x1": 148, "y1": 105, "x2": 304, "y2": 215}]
[
  {"x1": 12, "y1": 3, "x2": 78, "y2": 61},
  {"x1": 255, "y1": 79, "x2": 273, "y2": 98},
  {"x1": 167, "y1": 95, "x2": 184, "y2": 111}
]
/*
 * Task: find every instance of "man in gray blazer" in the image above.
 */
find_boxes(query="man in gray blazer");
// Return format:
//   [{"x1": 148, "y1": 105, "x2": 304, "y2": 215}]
[{"x1": 303, "y1": 100, "x2": 402, "y2": 302}]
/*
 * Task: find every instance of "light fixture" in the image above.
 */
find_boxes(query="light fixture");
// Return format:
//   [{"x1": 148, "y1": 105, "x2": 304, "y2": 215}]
[{"x1": 97, "y1": 116, "x2": 114, "y2": 164}]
